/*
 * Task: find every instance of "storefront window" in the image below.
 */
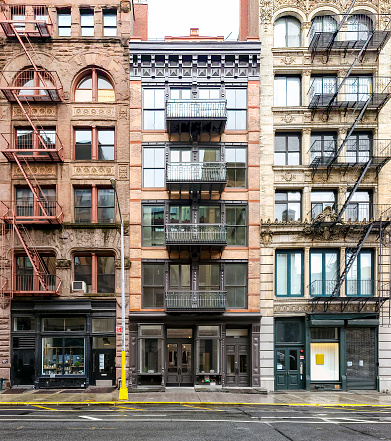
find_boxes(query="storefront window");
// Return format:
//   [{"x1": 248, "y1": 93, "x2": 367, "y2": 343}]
[
  {"x1": 310, "y1": 327, "x2": 339, "y2": 382},
  {"x1": 140, "y1": 339, "x2": 161, "y2": 373},
  {"x1": 92, "y1": 318, "x2": 115, "y2": 333},
  {"x1": 42, "y1": 317, "x2": 85, "y2": 332},
  {"x1": 42, "y1": 337, "x2": 85, "y2": 375},
  {"x1": 198, "y1": 339, "x2": 219, "y2": 373},
  {"x1": 275, "y1": 319, "x2": 302, "y2": 343},
  {"x1": 13, "y1": 316, "x2": 35, "y2": 331}
]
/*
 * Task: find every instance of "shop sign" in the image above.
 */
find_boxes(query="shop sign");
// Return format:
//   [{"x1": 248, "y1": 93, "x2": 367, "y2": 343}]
[{"x1": 116, "y1": 326, "x2": 122, "y2": 333}]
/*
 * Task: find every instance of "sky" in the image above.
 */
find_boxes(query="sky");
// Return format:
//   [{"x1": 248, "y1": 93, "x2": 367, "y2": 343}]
[{"x1": 147, "y1": 0, "x2": 240, "y2": 40}]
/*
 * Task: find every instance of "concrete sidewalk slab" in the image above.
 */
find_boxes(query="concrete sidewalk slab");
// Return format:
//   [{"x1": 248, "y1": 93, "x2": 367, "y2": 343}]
[{"x1": 2, "y1": 388, "x2": 391, "y2": 406}]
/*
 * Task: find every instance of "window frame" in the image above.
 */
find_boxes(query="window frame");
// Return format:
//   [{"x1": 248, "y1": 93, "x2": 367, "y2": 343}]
[
  {"x1": 103, "y1": 9, "x2": 117, "y2": 37},
  {"x1": 73, "y1": 252, "x2": 115, "y2": 293},
  {"x1": 275, "y1": 250, "x2": 304, "y2": 297},
  {"x1": 142, "y1": 88, "x2": 165, "y2": 131},
  {"x1": 225, "y1": 88, "x2": 247, "y2": 131},
  {"x1": 275, "y1": 191, "x2": 302, "y2": 222},
  {"x1": 74, "y1": 68, "x2": 115, "y2": 102},
  {"x1": 142, "y1": 204, "x2": 165, "y2": 247},
  {"x1": 73, "y1": 187, "x2": 115, "y2": 224},
  {"x1": 309, "y1": 249, "x2": 339, "y2": 297},
  {"x1": 274, "y1": 75, "x2": 301, "y2": 107},
  {"x1": 225, "y1": 146, "x2": 247, "y2": 188},
  {"x1": 346, "y1": 190, "x2": 372, "y2": 222},
  {"x1": 225, "y1": 262, "x2": 248, "y2": 308},
  {"x1": 311, "y1": 190, "x2": 337, "y2": 219},
  {"x1": 346, "y1": 249, "x2": 374, "y2": 297},
  {"x1": 142, "y1": 146, "x2": 165, "y2": 188},
  {"x1": 226, "y1": 204, "x2": 247, "y2": 246},
  {"x1": 80, "y1": 8, "x2": 94, "y2": 37},
  {"x1": 57, "y1": 9, "x2": 71, "y2": 37},
  {"x1": 274, "y1": 132, "x2": 301, "y2": 166},
  {"x1": 74, "y1": 127, "x2": 115, "y2": 161},
  {"x1": 142, "y1": 263, "x2": 165, "y2": 309},
  {"x1": 274, "y1": 16, "x2": 302, "y2": 48},
  {"x1": 310, "y1": 131, "x2": 337, "y2": 164}
]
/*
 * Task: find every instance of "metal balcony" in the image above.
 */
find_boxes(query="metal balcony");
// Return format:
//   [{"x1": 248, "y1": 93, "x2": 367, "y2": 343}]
[
  {"x1": 1, "y1": 200, "x2": 64, "y2": 225},
  {"x1": 166, "y1": 162, "x2": 227, "y2": 194},
  {"x1": 310, "y1": 279, "x2": 340, "y2": 297},
  {"x1": 1, "y1": 132, "x2": 64, "y2": 162},
  {"x1": 165, "y1": 290, "x2": 226, "y2": 312},
  {"x1": 0, "y1": 70, "x2": 64, "y2": 102},
  {"x1": 165, "y1": 223, "x2": 227, "y2": 250},
  {"x1": 166, "y1": 100, "x2": 227, "y2": 135},
  {"x1": 309, "y1": 139, "x2": 391, "y2": 176},
  {"x1": 12, "y1": 274, "x2": 62, "y2": 296},
  {"x1": 309, "y1": 77, "x2": 391, "y2": 114},
  {"x1": 0, "y1": 5, "x2": 53, "y2": 38}
]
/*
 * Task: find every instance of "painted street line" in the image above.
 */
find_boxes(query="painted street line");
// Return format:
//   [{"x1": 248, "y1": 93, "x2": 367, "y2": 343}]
[{"x1": 79, "y1": 415, "x2": 102, "y2": 421}]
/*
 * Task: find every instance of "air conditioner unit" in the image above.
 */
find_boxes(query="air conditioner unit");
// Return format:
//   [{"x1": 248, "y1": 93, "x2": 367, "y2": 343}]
[{"x1": 72, "y1": 281, "x2": 87, "y2": 293}]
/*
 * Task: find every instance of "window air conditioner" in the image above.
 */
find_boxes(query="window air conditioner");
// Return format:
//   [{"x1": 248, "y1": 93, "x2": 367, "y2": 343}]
[{"x1": 72, "y1": 281, "x2": 87, "y2": 293}]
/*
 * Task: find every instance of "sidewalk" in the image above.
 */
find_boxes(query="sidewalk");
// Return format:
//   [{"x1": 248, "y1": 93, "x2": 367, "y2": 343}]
[{"x1": 2, "y1": 387, "x2": 391, "y2": 406}]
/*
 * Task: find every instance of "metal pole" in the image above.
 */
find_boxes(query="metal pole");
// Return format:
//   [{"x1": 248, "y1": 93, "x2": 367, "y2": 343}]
[{"x1": 111, "y1": 179, "x2": 128, "y2": 400}]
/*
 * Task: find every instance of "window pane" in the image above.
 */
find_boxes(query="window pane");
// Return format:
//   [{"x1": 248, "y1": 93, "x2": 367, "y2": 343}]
[
  {"x1": 92, "y1": 318, "x2": 115, "y2": 333},
  {"x1": 198, "y1": 339, "x2": 219, "y2": 373},
  {"x1": 74, "y1": 255, "x2": 92, "y2": 290},
  {"x1": 199, "y1": 264, "x2": 220, "y2": 289},
  {"x1": 140, "y1": 338, "x2": 161, "y2": 373},
  {"x1": 75, "y1": 130, "x2": 92, "y2": 160},
  {"x1": 287, "y1": 77, "x2": 301, "y2": 106},
  {"x1": 290, "y1": 252, "x2": 302, "y2": 295},
  {"x1": 42, "y1": 337, "x2": 63, "y2": 375},
  {"x1": 97, "y1": 256, "x2": 115, "y2": 293},
  {"x1": 276, "y1": 253, "x2": 288, "y2": 295},
  {"x1": 274, "y1": 18, "x2": 286, "y2": 47}
]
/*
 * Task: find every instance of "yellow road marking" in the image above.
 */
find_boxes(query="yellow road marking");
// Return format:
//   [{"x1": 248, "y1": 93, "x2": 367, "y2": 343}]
[
  {"x1": 115, "y1": 406, "x2": 146, "y2": 411},
  {"x1": 31, "y1": 404, "x2": 60, "y2": 411}
]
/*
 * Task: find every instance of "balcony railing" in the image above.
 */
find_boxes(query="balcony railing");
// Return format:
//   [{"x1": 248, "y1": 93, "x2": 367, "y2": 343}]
[
  {"x1": 1, "y1": 200, "x2": 64, "y2": 224},
  {"x1": 165, "y1": 223, "x2": 227, "y2": 246},
  {"x1": 14, "y1": 274, "x2": 62, "y2": 295},
  {"x1": 345, "y1": 279, "x2": 374, "y2": 297},
  {"x1": 1, "y1": 132, "x2": 64, "y2": 162},
  {"x1": 310, "y1": 204, "x2": 391, "y2": 223},
  {"x1": 308, "y1": 77, "x2": 391, "y2": 112},
  {"x1": 165, "y1": 290, "x2": 226, "y2": 311},
  {"x1": 0, "y1": 5, "x2": 53, "y2": 38},
  {"x1": 310, "y1": 279, "x2": 339, "y2": 297},
  {"x1": 165, "y1": 99, "x2": 227, "y2": 135},
  {"x1": 166, "y1": 162, "x2": 227, "y2": 193},
  {"x1": 0, "y1": 70, "x2": 64, "y2": 102},
  {"x1": 309, "y1": 139, "x2": 391, "y2": 169}
]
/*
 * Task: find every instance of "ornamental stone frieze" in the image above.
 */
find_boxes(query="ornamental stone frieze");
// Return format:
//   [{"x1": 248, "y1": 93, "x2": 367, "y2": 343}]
[
  {"x1": 12, "y1": 164, "x2": 56, "y2": 176},
  {"x1": 72, "y1": 165, "x2": 115, "y2": 176},
  {"x1": 12, "y1": 105, "x2": 56, "y2": 118},
  {"x1": 72, "y1": 106, "x2": 116, "y2": 119}
]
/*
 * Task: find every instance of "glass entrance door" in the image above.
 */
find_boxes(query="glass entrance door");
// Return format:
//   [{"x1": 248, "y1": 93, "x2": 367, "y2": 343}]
[
  {"x1": 226, "y1": 339, "x2": 249, "y2": 386},
  {"x1": 275, "y1": 347, "x2": 304, "y2": 390},
  {"x1": 166, "y1": 341, "x2": 192, "y2": 386},
  {"x1": 92, "y1": 349, "x2": 115, "y2": 385}
]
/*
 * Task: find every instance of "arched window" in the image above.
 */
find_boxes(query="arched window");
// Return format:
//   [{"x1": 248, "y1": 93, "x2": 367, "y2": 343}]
[
  {"x1": 347, "y1": 14, "x2": 373, "y2": 41},
  {"x1": 14, "y1": 69, "x2": 55, "y2": 97},
  {"x1": 74, "y1": 69, "x2": 115, "y2": 102},
  {"x1": 274, "y1": 16, "x2": 301, "y2": 47},
  {"x1": 310, "y1": 15, "x2": 337, "y2": 41}
]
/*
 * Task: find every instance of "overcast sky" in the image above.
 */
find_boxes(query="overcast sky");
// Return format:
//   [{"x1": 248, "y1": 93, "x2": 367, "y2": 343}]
[{"x1": 147, "y1": 0, "x2": 240, "y2": 40}]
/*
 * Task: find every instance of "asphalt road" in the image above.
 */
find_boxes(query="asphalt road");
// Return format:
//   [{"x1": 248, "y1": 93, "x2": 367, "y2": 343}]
[{"x1": 1, "y1": 404, "x2": 391, "y2": 440}]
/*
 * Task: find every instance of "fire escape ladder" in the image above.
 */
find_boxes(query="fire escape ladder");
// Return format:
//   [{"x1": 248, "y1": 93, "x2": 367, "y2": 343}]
[
  {"x1": 330, "y1": 223, "x2": 374, "y2": 298},
  {"x1": 11, "y1": 218, "x2": 47, "y2": 291},
  {"x1": 332, "y1": 158, "x2": 373, "y2": 226},
  {"x1": 11, "y1": 153, "x2": 51, "y2": 218}
]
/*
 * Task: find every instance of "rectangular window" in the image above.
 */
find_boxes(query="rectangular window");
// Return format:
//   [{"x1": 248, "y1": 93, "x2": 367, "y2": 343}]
[
  {"x1": 74, "y1": 188, "x2": 92, "y2": 223},
  {"x1": 275, "y1": 319, "x2": 303, "y2": 343},
  {"x1": 92, "y1": 318, "x2": 115, "y2": 333},
  {"x1": 169, "y1": 264, "x2": 191, "y2": 290},
  {"x1": 275, "y1": 191, "x2": 301, "y2": 222},
  {"x1": 75, "y1": 128, "x2": 114, "y2": 161},
  {"x1": 139, "y1": 325, "x2": 163, "y2": 374},
  {"x1": 169, "y1": 205, "x2": 191, "y2": 223},
  {"x1": 310, "y1": 250, "x2": 338, "y2": 296},
  {"x1": 198, "y1": 326, "x2": 220, "y2": 374},
  {"x1": 143, "y1": 264, "x2": 164, "y2": 308},
  {"x1": 311, "y1": 191, "x2": 336, "y2": 218},
  {"x1": 310, "y1": 76, "x2": 337, "y2": 101},
  {"x1": 225, "y1": 263, "x2": 247, "y2": 308},
  {"x1": 80, "y1": 9, "x2": 94, "y2": 37},
  {"x1": 103, "y1": 9, "x2": 117, "y2": 37},
  {"x1": 275, "y1": 250, "x2": 303, "y2": 297},
  {"x1": 346, "y1": 250, "x2": 373, "y2": 296},
  {"x1": 42, "y1": 337, "x2": 85, "y2": 376},
  {"x1": 13, "y1": 316, "x2": 36, "y2": 332},
  {"x1": 226, "y1": 147, "x2": 246, "y2": 188},
  {"x1": 310, "y1": 132, "x2": 337, "y2": 164},
  {"x1": 274, "y1": 76, "x2": 301, "y2": 106},
  {"x1": 226, "y1": 89, "x2": 247, "y2": 130},
  {"x1": 171, "y1": 88, "x2": 192, "y2": 100},
  {"x1": 142, "y1": 205, "x2": 165, "y2": 246},
  {"x1": 199, "y1": 264, "x2": 220, "y2": 290},
  {"x1": 143, "y1": 147, "x2": 165, "y2": 187},
  {"x1": 16, "y1": 128, "x2": 56, "y2": 154},
  {"x1": 199, "y1": 88, "x2": 220, "y2": 100},
  {"x1": 143, "y1": 88, "x2": 165, "y2": 130},
  {"x1": 74, "y1": 254, "x2": 115, "y2": 293},
  {"x1": 346, "y1": 76, "x2": 372, "y2": 102},
  {"x1": 57, "y1": 9, "x2": 71, "y2": 36},
  {"x1": 74, "y1": 188, "x2": 114, "y2": 223},
  {"x1": 346, "y1": 132, "x2": 372, "y2": 163},
  {"x1": 346, "y1": 191, "x2": 371, "y2": 221},
  {"x1": 12, "y1": 6, "x2": 25, "y2": 32},
  {"x1": 226, "y1": 205, "x2": 247, "y2": 246},
  {"x1": 274, "y1": 132, "x2": 301, "y2": 165},
  {"x1": 310, "y1": 342, "x2": 339, "y2": 381},
  {"x1": 42, "y1": 317, "x2": 86, "y2": 332}
]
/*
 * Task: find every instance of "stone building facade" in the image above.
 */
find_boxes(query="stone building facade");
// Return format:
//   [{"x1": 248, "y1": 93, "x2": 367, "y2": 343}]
[
  {"x1": 259, "y1": 0, "x2": 391, "y2": 391},
  {"x1": 0, "y1": 0, "x2": 134, "y2": 388}
]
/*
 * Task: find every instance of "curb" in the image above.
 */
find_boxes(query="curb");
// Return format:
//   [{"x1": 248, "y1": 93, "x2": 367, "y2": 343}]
[{"x1": 0, "y1": 401, "x2": 391, "y2": 407}]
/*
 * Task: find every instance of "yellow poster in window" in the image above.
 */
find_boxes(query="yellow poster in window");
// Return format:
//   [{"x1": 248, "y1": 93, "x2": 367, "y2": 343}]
[{"x1": 316, "y1": 354, "x2": 324, "y2": 365}]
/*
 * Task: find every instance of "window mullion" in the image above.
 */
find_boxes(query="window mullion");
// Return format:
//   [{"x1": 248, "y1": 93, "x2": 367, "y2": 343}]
[
  {"x1": 91, "y1": 185, "x2": 97, "y2": 223},
  {"x1": 91, "y1": 127, "x2": 98, "y2": 160},
  {"x1": 91, "y1": 253, "x2": 97, "y2": 292}
]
